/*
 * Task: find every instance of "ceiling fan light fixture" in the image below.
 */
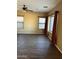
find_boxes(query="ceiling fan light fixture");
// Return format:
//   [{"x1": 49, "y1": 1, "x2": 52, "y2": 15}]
[
  {"x1": 23, "y1": 5, "x2": 27, "y2": 10},
  {"x1": 23, "y1": 8, "x2": 26, "y2": 10}
]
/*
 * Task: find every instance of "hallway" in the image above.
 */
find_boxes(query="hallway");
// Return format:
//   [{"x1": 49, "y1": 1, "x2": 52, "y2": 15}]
[{"x1": 17, "y1": 34, "x2": 61, "y2": 59}]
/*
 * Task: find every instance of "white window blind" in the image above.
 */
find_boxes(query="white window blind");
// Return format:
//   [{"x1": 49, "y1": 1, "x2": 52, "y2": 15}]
[
  {"x1": 17, "y1": 16, "x2": 24, "y2": 29},
  {"x1": 39, "y1": 18, "x2": 46, "y2": 29},
  {"x1": 48, "y1": 16, "x2": 54, "y2": 32}
]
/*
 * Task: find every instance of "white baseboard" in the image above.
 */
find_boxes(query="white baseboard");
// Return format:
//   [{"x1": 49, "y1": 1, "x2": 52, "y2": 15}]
[
  {"x1": 48, "y1": 36, "x2": 52, "y2": 41},
  {"x1": 55, "y1": 44, "x2": 62, "y2": 53},
  {"x1": 17, "y1": 32, "x2": 44, "y2": 34}
]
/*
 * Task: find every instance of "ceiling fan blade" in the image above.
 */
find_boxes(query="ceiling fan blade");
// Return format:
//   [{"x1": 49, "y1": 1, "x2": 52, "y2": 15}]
[{"x1": 27, "y1": 9, "x2": 33, "y2": 12}]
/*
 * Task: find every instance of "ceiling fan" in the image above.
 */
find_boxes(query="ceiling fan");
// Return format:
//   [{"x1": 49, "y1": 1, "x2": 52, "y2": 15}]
[{"x1": 22, "y1": 5, "x2": 33, "y2": 12}]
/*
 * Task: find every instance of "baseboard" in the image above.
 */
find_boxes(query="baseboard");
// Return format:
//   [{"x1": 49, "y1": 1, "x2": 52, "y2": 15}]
[
  {"x1": 55, "y1": 44, "x2": 62, "y2": 53},
  {"x1": 17, "y1": 32, "x2": 44, "y2": 35},
  {"x1": 48, "y1": 36, "x2": 52, "y2": 40}
]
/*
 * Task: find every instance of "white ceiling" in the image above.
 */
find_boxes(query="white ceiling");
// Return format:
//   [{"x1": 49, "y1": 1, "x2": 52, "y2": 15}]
[{"x1": 17, "y1": 0, "x2": 61, "y2": 13}]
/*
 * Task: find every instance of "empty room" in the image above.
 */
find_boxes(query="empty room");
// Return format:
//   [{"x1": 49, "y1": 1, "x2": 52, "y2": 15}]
[{"x1": 17, "y1": 0, "x2": 62, "y2": 59}]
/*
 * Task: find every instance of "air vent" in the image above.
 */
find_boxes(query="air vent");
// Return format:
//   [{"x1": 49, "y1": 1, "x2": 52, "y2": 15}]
[{"x1": 43, "y1": 6, "x2": 48, "y2": 8}]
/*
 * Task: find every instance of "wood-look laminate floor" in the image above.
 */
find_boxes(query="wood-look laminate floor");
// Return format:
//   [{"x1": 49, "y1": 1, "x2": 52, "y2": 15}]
[{"x1": 17, "y1": 34, "x2": 62, "y2": 59}]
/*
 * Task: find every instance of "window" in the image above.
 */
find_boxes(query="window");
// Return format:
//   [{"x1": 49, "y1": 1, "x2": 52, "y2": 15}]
[
  {"x1": 38, "y1": 17, "x2": 46, "y2": 29},
  {"x1": 17, "y1": 16, "x2": 24, "y2": 29},
  {"x1": 48, "y1": 15, "x2": 54, "y2": 32}
]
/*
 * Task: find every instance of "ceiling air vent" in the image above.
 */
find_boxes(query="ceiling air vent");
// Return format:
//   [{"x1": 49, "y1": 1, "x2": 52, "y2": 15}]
[{"x1": 43, "y1": 6, "x2": 48, "y2": 8}]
